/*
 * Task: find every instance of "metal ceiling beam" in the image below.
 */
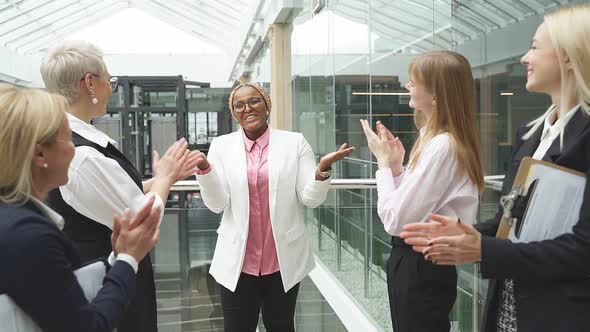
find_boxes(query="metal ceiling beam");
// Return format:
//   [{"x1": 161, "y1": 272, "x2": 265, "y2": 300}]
[
  {"x1": 457, "y1": 3, "x2": 500, "y2": 30},
  {"x1": 473, "y1": 1, "x2": 515, "y2": 23},
  {"x1": 165, "y1": 0, "x2": 238, "y2": 30},
  {"x1": 18, "y1": 1, "x2": 125, "y2": 53},
  {"x1": 135, "y1": 1, "x2": 234, "y2": 52},
  {"x1": 512, "y1": 0, "x2": 540, "y2": 14},
  {"x1": 0, "y1": 0, "x2": 80, "y2": 40},
  {"x1": 3, "y1": 1, "x2": 115, "y2": 47},
  {"x1": 481, "y1": 1, "x2": 520, "y2": 22},
  {"x1": 0, "y1": 0, "x2": 56, "y2": 25},
  {"x1": 212, "y1": 0, "x2": 246, "y2": 14},
  {"x1": 0, "y1": 0, "x2": 23, "y2": 14},
  {"x1": 452, "y1": 9, "x2": 488, "y2": 34},
  {"x1": 334, "y1": 2, "x2": 436, "y2": 41},
  {"x1": 195, "y1": 0, "x2": 241, "y2": 22},
  {"x1": 175, "y1": 0, "x2": 240, "y2": 25},
  {"x1": 147, "y1": 0, "x2": 234, "y2": 40}
]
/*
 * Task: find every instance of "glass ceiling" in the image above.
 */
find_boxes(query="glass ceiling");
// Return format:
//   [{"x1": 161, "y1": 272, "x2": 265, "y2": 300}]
[
  {"x1": 0, "y1": 0, "x2": 254, "y2": 55},
  {"x1": 330, "y1": 0, "x2": 572, "y2": 53}
]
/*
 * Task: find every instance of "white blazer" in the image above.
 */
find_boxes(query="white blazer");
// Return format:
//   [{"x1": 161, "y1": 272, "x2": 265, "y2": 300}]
[{"x1": 196, "y1": 128, "x2": 331, "y2": 292}]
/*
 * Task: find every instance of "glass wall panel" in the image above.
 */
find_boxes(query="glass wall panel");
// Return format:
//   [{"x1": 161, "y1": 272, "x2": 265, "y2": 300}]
[{"x1": 286, "y1": 0, "x2": 581, "y2": 330}]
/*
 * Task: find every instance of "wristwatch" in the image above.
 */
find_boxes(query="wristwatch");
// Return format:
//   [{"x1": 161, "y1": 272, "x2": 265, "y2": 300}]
[{"x1": 316, "y1": 166, "x2": 332, "y2": 179}]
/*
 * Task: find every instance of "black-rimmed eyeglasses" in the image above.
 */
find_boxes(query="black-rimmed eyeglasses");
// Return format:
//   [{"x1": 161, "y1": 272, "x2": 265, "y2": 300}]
[{"x1": 232, "y1": 97, "x2": 262, "y2": 112}]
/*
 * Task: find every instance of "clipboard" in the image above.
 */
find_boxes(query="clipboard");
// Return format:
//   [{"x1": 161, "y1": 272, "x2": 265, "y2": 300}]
[
  {"x1": 0, "y1": 260, "x2": 107, "y2": 331},
  {"x1": 496, "y1": 157, "x2": 586, "y2": 242}
]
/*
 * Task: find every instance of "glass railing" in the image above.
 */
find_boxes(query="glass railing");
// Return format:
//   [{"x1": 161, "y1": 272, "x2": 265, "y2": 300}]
[
  {"x1": 153, "y1": 191, "x2": 348, "y2": 332},
  {"x1": 161, "y1": 175, "x2": 504, "y2": 332}
]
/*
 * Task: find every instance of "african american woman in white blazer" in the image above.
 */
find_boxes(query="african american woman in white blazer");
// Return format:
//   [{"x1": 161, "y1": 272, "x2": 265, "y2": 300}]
[{"x1": 193, "y1": 83, "x2": 354, "y2": 332}]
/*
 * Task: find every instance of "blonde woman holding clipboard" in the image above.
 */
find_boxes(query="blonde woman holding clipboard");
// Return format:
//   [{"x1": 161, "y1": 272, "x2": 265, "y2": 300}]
[{"x1": 401, "y1": 4, "x2": 590, "y2": 332}]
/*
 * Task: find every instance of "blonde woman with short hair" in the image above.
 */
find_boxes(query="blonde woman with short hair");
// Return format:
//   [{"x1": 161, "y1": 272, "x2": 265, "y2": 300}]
[
  {"x1": 41, "y1": 40, "x2": 198, "y2": 332},
  {"x1": 402, "y1": 4, "x2": 590, "y2": 332},
  {"x1": 361, "y1": 50, "x2": 484, "y2": 332},
  {"x1": 0, "y1": 84, "x2": 161, "y2": 331}
]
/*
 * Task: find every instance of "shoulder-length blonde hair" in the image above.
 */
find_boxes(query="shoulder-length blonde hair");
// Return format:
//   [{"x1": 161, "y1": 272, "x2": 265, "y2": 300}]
[
  {"x1": 523, "y1": 3, "x2": 590, "y2": 141},
  {"x1": 407, "y1": 51, "x2": 484, "y2": 192},
  {"x1": 0, "y1": 84, "x2": 67, "y2": 204}
]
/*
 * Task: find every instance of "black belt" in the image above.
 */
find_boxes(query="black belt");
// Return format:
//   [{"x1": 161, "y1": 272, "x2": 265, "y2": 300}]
[{"x1": 391, "y1": 236, "x2": 410, "y2": 248}]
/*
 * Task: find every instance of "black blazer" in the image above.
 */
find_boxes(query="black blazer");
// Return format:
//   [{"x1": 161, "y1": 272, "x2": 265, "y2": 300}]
[
  {"x1": 474, "y1": 109, "x2": 590, "y2": 332},
  {"x1": 0, "y1": 201, "x2": 136, "y2": 332}
]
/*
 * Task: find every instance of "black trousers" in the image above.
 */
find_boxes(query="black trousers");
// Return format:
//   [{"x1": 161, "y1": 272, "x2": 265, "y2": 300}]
[
  {"x1": 219, "y1": 271, "x2": 299, "y2": 332},
  {"x1": 387, "y1": 236, "x2": 457, "y2": 332},
  {"x1": 118, "y1": 254, "x2": 158, "y2": 332}
]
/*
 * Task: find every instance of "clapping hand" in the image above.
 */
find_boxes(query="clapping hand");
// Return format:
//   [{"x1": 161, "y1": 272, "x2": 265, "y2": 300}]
[
  {"x1": 360, "y1": 119, "x2": 405, "y2": 175},
  {"x1": 400, "y1": 213, "x2": 482, "y2": 265},
  {"x1": 111, "y1": 195, "x2": 161, "y2": 262},
  {"x1": 153, "y1": 148, "x2": 201, "y2": 181},
  {"x1": 152, "y1": 138, "x2": 190, "y2": 184}
]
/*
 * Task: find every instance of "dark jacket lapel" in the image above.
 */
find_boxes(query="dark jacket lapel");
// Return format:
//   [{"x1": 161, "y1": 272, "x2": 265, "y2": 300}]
[
  {"x1": 551, "y1": 109, "x2": 590, "y2": 163},
  {"x1": 515, "y1": 125, "x2": 543, "y2": 162}
]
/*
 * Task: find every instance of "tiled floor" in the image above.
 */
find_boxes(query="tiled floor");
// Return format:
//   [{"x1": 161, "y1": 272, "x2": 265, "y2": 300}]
[{"x1": 154, "y1": 208, "x2": 347, "y2": 332}]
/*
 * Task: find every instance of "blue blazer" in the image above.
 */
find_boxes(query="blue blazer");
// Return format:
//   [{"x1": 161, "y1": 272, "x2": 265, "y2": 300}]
[
  {"x1": 0, "y1": 201, "x2": 136, "y2": 332},
  {"x1": 475, "y1": 109, "x2": 590, "y2": 332}
]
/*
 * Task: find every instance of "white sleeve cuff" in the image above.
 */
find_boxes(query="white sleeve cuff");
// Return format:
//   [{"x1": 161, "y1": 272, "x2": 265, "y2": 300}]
[
  {"x1": 393, "y1": 169, "x2": 405, "y2": 188},
  {"x1": 375, "y1": 168, "x2": 397, "y2": 195},
  {"x1": 107, "y1": 251, "x2": 117, "y2": 267},
  {"x1": 116, "y1": 253, "x2": 139, "y2": 274},
  {"x1": 131, "y1": 192, "x2": 165, "y2": 227}
]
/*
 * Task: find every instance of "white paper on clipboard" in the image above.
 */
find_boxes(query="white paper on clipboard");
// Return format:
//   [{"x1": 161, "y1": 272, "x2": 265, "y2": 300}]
[{"x1": 508, "y1": 161, "x2": 586, "y2": 243}]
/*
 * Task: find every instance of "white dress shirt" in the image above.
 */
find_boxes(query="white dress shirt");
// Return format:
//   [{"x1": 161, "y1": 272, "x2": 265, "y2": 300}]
[
  {"x1": 531, "y1": 105, "x2": 580, "y2": 160},
  {"x1": 375, "y1": 129, "x2": 479, "y2": 236},
  {"x1": 29, "y1": 196, "x2": 138, "y2": 273},
  {"x1": 59, "y1": 113, "x2": 164, "y2": 230}
]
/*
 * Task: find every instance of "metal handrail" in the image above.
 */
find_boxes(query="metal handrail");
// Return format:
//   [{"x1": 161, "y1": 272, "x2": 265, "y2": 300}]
[{"x1": 170, "y1": 175, "x2": 505, "y2": 191}]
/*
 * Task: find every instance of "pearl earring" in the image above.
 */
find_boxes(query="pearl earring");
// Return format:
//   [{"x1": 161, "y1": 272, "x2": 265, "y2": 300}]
[
  {"x1": 90, "y1": 89, "x2": 98, "y2": 104},
  {"x1": 43, "y1": 163, "x2": 48, "y2": 168}
]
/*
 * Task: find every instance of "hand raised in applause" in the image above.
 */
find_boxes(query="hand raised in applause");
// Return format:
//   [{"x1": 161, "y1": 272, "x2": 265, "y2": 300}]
[
  {"x1": 111, "y1": 194, "x2": 162, "y2": 262},
  {"x1": 152, "y1": 138, "x2": 190, "y2": 185},
  {"x1": 360, "y1": 119, "x2": 405, "y2": 175}
]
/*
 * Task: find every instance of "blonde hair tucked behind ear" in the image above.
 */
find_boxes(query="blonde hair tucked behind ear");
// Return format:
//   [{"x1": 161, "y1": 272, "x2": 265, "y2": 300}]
[
  {"x1": 407, "y1": 51, "x2": 484, "y2": 192},
  {"x1": 523, "y1": 3, "x2": 590, "y2": 141},
  {"x1": 0, "y1": 84, "x2": 67, "y2": 204},
  {"x1": 41, "y1": 40, "x2": 107, "y2": 103}
]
